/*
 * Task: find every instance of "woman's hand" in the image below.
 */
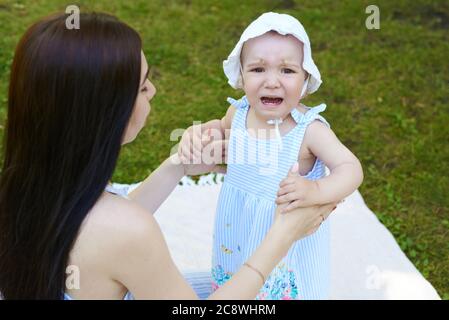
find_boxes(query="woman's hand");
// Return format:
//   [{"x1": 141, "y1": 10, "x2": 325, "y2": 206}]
[
  {"x1": 175, "y1": 124, "x2": 228, "y2": 176},
  {"x1": 180, "y1": 140, "x2": 228, "y2": 176},
  {"x1": 274, "y1": 201, "x2": 336, "y2": 242},
  {"x1": 178, "y1": 123, "x2": 207, "y2": 166}
]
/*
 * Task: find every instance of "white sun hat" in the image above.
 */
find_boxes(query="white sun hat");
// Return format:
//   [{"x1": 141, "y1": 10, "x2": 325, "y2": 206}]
[{"x1": 223, "y1": 12, "x2": 322, "y2": 97}]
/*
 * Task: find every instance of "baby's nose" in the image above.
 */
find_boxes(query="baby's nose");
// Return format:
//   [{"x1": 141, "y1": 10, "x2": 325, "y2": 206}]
[{"x1": 264, "y1": 73, "x2": 280, "y2": 88}]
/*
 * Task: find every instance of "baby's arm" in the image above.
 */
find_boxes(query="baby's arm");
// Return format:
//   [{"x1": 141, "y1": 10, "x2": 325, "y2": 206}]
[
  {"x1": 209, "y1": 104, "x2": 236, "y2": 137},
  {"x1": 305, "y1": 120, "x2": 363, "y2": 203},
  {"x1": 276, "y1": 120, "x2": 363, "y2": 211}
]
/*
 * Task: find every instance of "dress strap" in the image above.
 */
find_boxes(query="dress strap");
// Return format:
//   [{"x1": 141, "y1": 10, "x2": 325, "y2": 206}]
[
  {"x1": 105, "y1": 183, "x2": 130, "y2": 199},
  {"x1": 226, "y1": 95, "x2": 251, "y2": 133},
  {"x1": 287, "y1": 103, "x2": 330, "y2": 169},
  {"x1": 293, "y1": 103, "x2": 330, "y2": 127},
  {"x1": 227, "y1": 95, "x2": 249, "y2": 109}
]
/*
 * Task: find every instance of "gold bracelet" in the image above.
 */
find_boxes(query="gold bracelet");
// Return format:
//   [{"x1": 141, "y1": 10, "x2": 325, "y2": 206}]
[{"x1": 243, "y1": 262, "x2": 266, "y2": 285}]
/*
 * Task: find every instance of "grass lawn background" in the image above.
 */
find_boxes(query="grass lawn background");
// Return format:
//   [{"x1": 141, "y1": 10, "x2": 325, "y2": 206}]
[{"x1": 0, "y1": 0, "x2": 447, "y2": 298}]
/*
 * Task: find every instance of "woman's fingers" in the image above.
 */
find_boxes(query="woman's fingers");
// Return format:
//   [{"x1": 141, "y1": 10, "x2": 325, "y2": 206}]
[
  {"x1": 181, "y1": 146, "x2": 193, "y2": 163},
  {"x1": 193, "y1": 133, "x2": 203, "y2": 158},
  {"x1": 201, "y1": 134, "x2": 211, "y2": 147},
  {"x1": 320, "y1": 202, "x2": 338, "y2": 221},
  {"x1": 184, "y1": 130, "x2": 202, "y2": 161},
  {"x1": 180, "y1": 126, "x2": 201, "y2": 161},
  {"x1": 179, "y1": 153, "x2": 189, "y2": 166},
  {"x1": 201, "y1": 128, "x2": 214, "y2": 144},
  {"x1": 304, "y1": 203, "x2": 337, "y2": 237},
  {"x1": 304, "y1": 224, "x2": 320, "y2": 238},
  {"x1": 281, "y1": 200, "x2": 303, "y2": 213},
  {"x1": 277, "y1": 200, "x2": 341, "y2": 241},
  {"x1": 212, "y1": 139, "x2": 228, "y2": 163},
  {"x1": 180, "y1": 131, "x2": 194, "y2": 162},
  {"x1": 179, "y1": 143, "x2": 187, "y2": 161},
  {"x1": 190, "y1": 135, "x2": 201, "y2": 159},
  {"x1": 181, "y1": 134, "x2": 229, "y2": 167},
  {"x1": 304, "y1": 214, "x2": 328, "y2": 237}
]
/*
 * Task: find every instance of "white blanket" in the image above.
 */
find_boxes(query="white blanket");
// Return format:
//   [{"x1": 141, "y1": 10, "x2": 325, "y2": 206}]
[{"x1": 123, "y1": 174, "x2": 440, "y2": 300}]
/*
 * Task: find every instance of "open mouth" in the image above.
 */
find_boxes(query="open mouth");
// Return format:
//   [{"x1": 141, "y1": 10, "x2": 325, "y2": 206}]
[{"x1": 260, "y1": 97, "x2": 283, "y2": 106}]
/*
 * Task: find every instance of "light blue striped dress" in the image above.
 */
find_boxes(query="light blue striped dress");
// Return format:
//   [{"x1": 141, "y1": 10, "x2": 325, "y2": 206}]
[{"x1": 211, "y1": 96, "x2": 331, "y2": 300}]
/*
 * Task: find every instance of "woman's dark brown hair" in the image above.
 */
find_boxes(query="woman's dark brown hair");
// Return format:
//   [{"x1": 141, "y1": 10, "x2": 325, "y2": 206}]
[{"x1": 0, "y1": 12, "x2": 142, "y2": 299}]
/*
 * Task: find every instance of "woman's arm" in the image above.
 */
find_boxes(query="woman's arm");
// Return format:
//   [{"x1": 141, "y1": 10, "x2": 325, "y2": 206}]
[
  {"x1": 129, "y1": 144, "x2": 228, "y2": 214},
  {"x1": 112, "y1": 197, "x2": 336, "y2": 299},
  {"x1": 127, "y1": 154, "x2": 185, "y2": 214}
]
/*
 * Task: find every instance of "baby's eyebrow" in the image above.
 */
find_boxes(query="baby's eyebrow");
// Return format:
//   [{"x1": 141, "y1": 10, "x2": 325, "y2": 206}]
[
  {"x1": 244, "y1": 59, "x2": 265, "y2": 67},
  {"x1": 244, "y1": 59, "x2": 301, "y2": 69},
  {"x1": 280, "y1": 60, "x2": 301, "y2": 68}
]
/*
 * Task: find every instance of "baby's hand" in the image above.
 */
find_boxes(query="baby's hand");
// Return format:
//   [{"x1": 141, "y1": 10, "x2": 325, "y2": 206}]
[{"x1": 275, "y1": 162, "x2": 320, "y2": 213}]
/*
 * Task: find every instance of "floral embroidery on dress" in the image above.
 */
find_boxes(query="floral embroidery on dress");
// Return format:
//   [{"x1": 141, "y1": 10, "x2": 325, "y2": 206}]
[
  {"x1": 212, "y1": 262, "x2": 299, "y2": 300},
  {"x1": 256, "y1": 263, "x2": 299, "y2": 300},
  {"x1": 211, "y1": 265, "x2": 233, "y2": 291}
]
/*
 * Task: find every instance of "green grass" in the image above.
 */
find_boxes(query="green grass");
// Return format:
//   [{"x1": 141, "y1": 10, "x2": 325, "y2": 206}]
[{"x1": 0, "y1": 0, "x2": 447, "y2": 298}]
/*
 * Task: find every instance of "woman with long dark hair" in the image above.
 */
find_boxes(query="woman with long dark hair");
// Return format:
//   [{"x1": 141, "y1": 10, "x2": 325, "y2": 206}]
[{"x1": 0, "y1": 12, "x2": 337, "y2": 299}]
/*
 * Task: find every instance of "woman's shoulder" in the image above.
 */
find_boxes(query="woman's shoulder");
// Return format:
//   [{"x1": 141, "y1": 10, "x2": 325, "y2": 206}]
[
  {"x1": 78, "y1": 193, "x2": 188, "y2": 299},
  {"x1": 67, "y1": 193, "x2": 169, "y2": 298},
  {"x1": 71, "y1": 192, "x2": 163, "y2": 274},
  {"x1": 94, "y1": 191, "x2": 152, "y2": 223},
  {"x1": 79, "y1": 192, "x2": 160, "y2": 249}
]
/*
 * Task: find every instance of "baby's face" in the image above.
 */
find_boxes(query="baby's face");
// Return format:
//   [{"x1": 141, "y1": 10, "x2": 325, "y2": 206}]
[{"x1": 241, "y1": 32, "x2": 307, "y2": 121}]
